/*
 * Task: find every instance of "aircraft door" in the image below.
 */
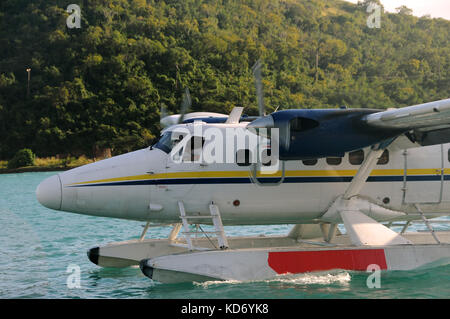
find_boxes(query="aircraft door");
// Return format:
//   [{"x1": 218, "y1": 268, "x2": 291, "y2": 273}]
[
  {"x1": 250, "y1": 137, "x2": 285, "y2": 186},
  {"x1": 149, "y1": 130, "x2": 194, "y2": 212},
  {"x1": 147, "y1": 146, "x2": 170, "y2": 213},
  {"x1": 403, "y1": 145, "x2": 443, "y2": 204},
  {"x1": 442, "y1": 145, "x2": 450, "y2": 202},
  {"x1": 164, "y1": 135, "x2": 204, "y2": 200}
]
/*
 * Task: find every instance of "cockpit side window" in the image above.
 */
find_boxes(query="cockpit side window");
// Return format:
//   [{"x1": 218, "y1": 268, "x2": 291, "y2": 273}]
[
  {"x1": 153, "y1": 131, "x2": 184, "y2": 154},
  {"x1": 182, "y1": 136, "x2": 205, "y2": 162},
  {"x1": 153, "y1": 131, "x2": 173, "y2": 153}
]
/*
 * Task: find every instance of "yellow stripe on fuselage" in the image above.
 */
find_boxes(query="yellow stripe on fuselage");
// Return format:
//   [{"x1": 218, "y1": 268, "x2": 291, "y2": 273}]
[{"x1": 66, "y1": 168, "x2": 447, "y2": 186}]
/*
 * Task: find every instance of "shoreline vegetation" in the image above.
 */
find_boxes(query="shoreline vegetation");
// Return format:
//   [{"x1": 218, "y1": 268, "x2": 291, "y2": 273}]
[
  {"x1": 1, "y1": 1, "x2": 449, "y2": 160},
  {"x1": 0, "y1": 156, "x2": 95, "y2": 174}
]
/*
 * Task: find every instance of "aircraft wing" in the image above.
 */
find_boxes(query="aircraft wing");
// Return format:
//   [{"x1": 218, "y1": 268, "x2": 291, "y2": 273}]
[
  {"x1": 364, "y1": 98, "x2": 450, "y2": 146},
  {"x1": 160, "y1": 112, "x2": 228, "y2": 127}
]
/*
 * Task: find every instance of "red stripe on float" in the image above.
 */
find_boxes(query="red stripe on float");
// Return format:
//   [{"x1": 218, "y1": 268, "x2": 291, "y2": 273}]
[{"x1": 268, "y1": 249, "x2": 387, "y2": 274}]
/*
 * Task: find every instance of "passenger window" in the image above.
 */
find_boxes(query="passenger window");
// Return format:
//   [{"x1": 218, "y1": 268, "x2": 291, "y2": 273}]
[
  {"x1": 236, "y1": 149, "x2": 252, "y2": 166},
  {"x1": 302, "y1": 159, "x2": 318, "y2": 166},
  {"x1": 183, "y1": 136, "x2": 205, "y2": 162},
  {"x1": 326, "y1": 157, "x2": 342, "y2": 165},
  {"x1": 349, "y1": 150, "x2": 364, "y2": 165},
  {"x1": 377, "y1": 150, "x2": 389, "y2": 165}
]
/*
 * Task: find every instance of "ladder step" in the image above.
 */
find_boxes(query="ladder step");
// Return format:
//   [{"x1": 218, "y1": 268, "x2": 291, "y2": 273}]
[
  {"x1": 209, "y1": 203, "x2": 229, "y2": 249},
  {"x1": 177, "y1": 201, "x2": 229, "y2": 251},
  {"x1": 178, "y1": 201, "x2": 194, "y2": 250},
  {"x1": 415, "y1": 204, "x2": 441, "y2": 244}
]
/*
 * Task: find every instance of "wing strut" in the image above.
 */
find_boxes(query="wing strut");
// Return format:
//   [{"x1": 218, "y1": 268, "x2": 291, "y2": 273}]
[
  {"x1": 343, "y1": 146, "x2": 385, "y2": 200},
  {"x1": 321, "y1": 144, "x2": 412, "y2": 246}
]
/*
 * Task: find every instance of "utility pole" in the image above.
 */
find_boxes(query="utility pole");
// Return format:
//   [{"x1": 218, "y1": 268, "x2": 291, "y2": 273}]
[
  {"x1": 314, "y1": 28, "x2": 322, "y2": 84},
  {"x1": 26, "y1": 68, "x2": 31, "y2": 98}
]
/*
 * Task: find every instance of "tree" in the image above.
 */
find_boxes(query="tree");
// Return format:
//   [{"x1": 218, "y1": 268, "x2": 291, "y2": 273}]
[
  {"x1": 396, "y1": 6, "x2": 413, "y2": 16},
  {"x1": 7, "y1": 149, "x2": 36, "y2": 168},
  {"x1": 0, "y1": 0, "x2": 448, "y2": 159}
]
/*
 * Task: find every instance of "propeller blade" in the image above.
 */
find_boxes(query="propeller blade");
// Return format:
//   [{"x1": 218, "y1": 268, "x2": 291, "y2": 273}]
[
  {"x1": 160, "y1": 103, "x2": 168, "y2": 121},
  {"x1": 160, "y1": 103, "x2": 175, "y2": 128},
  {"x1": 252, "y1": 60, "x2": 265, "y2": 117},
  {"x1": 178, "y1": 87, "x2": 191, "y2": 124}
]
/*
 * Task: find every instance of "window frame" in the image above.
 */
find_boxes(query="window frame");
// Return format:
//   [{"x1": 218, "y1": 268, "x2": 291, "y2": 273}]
[
  {"x1": 182, "y1": 136, "x2": 205, "y2": 162},
  {"x1": 302, "y1": 159, "x2": 318, "y2": 166},
  {"x1": 326, "y1": 157, "x2": 343, "y2": 166},
  {"x1": 377, "y1": 150, "x2": 389, "y2": 165},
  {"x1": 349, "y1": 150, "x2": 365, "y2": 165}
]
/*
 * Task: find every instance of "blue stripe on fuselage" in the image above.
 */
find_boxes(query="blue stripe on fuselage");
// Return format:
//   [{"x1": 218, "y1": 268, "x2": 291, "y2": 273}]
[{"x1": 67, "y1": 175, "x2": 446, "y2": 187}]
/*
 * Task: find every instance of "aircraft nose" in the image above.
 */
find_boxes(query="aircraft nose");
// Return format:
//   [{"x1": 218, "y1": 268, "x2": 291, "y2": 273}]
[{"x1": 36, "y1": 174, "x2": 62, "y2": 210}]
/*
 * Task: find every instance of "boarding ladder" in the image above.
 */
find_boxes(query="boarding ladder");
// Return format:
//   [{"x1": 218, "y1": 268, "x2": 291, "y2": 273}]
[
  {"x1": 414, "y1": 204, "x2": 441, "y2": 244},
  {"x1": 387, "y1": 204, "x2": 442, "y2": 245},
  {"x1": 178, "y1": 201, "x2": 229, "y2": 251}
]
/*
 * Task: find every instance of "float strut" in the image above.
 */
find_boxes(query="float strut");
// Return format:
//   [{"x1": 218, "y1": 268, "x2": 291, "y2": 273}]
[{"x1": 139, "y1": 221, "x2": 150, "y2": 241}]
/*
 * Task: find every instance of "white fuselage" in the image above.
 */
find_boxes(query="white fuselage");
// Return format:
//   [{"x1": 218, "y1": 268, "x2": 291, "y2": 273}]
[{"x1": 37, "y1": 131, "x2": 450, "y2": 225}]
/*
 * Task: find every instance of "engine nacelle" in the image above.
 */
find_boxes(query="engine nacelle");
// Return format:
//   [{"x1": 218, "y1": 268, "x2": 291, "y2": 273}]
[{"x1": 249, "y1": 109, "x2": 404, "y2": 160}]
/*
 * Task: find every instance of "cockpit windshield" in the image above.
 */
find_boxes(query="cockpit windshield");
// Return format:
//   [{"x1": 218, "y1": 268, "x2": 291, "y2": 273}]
[
  {"x1": 153, "y1": 131, "x2": 184, "y2": 154},
  {"x1": 153, "y1": 131, "x2": 173, "y2": 153}
]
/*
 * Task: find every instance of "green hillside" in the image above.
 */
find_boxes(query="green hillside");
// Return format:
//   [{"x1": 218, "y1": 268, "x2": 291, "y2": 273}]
[{"x1": 0, "y1": 0, "x2": 449, "y2": 158}]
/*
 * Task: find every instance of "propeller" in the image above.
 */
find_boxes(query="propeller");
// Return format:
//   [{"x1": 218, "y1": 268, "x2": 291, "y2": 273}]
[
  {"x1": 160, "y1": 103, "x2": 168, "y2": 121},
  {"x1": 160, "y1": 87, "x2": 192, "y2": 128},
  {"x1": 251, "y1": 59, "x2": 265, "y2": 117},
  {"x1": 178, "y1": 87, "x2": 191, "y2": 124},
  {"x1": 160, "y1": 62, "x2": 264, "y2": 128},
  {"x1": 248, "y1": 59, "x2": 273, "y2": 129},
  {"x1": 247, "y1": 60, "x2": 287, "y2": 147},
  {"x1": 160, "y1": 62, "x2": 267, "y2": 127}
]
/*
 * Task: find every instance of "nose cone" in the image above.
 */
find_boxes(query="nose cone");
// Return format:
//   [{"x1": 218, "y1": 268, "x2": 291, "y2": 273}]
[
  {"x1": 246, "y1": 115, "x2": 274, "y2": 130},
  {"x1": 36, "y1": 174, "x2": 62, "y2": 210}
]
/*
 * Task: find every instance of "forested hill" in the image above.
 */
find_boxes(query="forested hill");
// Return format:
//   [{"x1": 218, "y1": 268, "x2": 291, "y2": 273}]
[{"x1": 0, "y1": 0, "x2": 449, "y2": 159}]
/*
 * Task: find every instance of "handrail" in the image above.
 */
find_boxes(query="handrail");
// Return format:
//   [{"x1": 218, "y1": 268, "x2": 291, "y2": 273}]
[{"x1": 250, "y1": 160, "x2": 285, "y2": 186}]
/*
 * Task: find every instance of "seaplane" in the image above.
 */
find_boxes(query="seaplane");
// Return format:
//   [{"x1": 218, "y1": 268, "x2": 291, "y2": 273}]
[{"x1": 36, "y1": 62, "x2": 450, "y2": 283}]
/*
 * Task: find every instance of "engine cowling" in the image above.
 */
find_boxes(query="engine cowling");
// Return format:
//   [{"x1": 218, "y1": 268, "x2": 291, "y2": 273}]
[{"x1": 248, "y1": 109, "x2": 405, "y2": 160}]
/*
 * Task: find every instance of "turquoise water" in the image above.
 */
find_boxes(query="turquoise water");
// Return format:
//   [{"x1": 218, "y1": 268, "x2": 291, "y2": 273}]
[{"x1": 1, "y1": 172, "x2": 450, "y2": 299}]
